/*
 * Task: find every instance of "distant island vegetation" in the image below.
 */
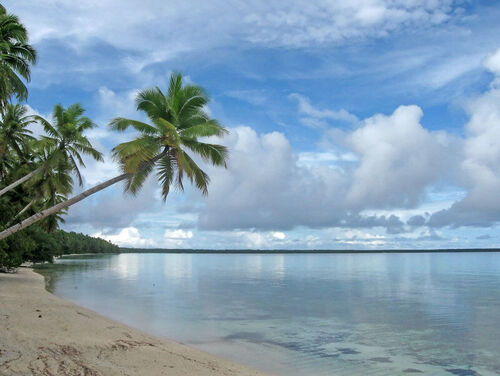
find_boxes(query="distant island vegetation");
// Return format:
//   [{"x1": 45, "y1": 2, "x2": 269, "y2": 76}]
[{"x1": 1, "y1": 229, "x2": 119, "y2": 270}]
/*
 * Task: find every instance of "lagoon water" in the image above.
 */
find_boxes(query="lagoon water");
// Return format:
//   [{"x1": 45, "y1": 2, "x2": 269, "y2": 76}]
[{"x1": 36, "y1": 253, "x2": 500, "y2": 375}]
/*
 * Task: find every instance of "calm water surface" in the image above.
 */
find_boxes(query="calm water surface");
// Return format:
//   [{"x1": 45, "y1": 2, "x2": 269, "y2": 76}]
[{"x1": 36, "y1": 253, "x2": 500, "y2": 375}]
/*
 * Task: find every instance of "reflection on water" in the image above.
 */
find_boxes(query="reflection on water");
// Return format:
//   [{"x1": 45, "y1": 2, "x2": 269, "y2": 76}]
[
  {"x1": 162, "y1": 253, "x2": 192, "y2": 280},
  {"x1": 112, "y1": 253, "x2": 140, "y2": 280},
  {"x1": 36, "y1": 253, "x2": 500, "y2": 375}
]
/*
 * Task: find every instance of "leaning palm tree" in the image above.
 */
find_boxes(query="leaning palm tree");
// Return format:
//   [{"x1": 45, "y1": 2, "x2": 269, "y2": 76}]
[
  {"x1": 0, "y1": 103, "x2": 35, "y2": 160},
  {"x1": 0, "y1": 103, "x2": 103, "y2": 196},
  {"x1": 0, "y1": 73, "x2": 228, "y2": 240},
  {"x1": 0, "y1": 5, "x2": 37, "y2": 113},
  {"x1": 7, "y1": 146, "x2": 74, "y2": 227}
]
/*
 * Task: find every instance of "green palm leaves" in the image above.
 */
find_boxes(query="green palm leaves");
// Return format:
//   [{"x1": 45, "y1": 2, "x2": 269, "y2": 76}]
[
  {"x1": 0, "y1": 72, "x2": 229, "y2": 242},
  {"x1": 0, "y1": 6, "x2": 37, "y2": 113},
  {"x1": 0, "y1": 103, "x2": 103, "y2": 197},
  {"x1": 34, "y1": 103, "x2": 104, "y2": 186},
  {"x1": 110, "y1": 72, "x2": 228, "y2": 200},
  {"x1": 0, "y1": 103, "x2": 35, "y2": 165},
  {"x1": 0, "y1": 6, "x2": 232, "y2": 255}
]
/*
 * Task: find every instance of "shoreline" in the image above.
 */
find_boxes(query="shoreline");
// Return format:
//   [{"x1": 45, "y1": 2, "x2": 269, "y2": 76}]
[{"x1": 0, "y1": 268, "x2": 267, "y2": 376}]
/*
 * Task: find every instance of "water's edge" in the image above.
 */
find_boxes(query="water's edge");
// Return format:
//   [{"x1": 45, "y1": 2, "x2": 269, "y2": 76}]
[
  {"x1": 35, "y1": 252, "x2": 500, "y2": 376},
  {"x1": 32, "y1": 266, "x2": 270, "y2": 374}
]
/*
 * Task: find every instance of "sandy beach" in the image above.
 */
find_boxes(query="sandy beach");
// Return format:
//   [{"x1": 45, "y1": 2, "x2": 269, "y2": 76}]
[{"x1": 0, "y1": 268, "x2": 267, "y2": 376}]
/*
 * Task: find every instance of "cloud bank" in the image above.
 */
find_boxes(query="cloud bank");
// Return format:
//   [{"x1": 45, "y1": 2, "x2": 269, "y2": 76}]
[
  {"x1": 63, "y1": 60, "x2": 500, "y2": 241},
  {"x1": 7, "y1": 1, "x2": 500, "y2": 248}
]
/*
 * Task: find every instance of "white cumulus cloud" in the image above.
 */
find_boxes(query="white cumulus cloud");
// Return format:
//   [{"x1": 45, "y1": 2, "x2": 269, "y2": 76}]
[
  {"x1": 93, "y1": 227, "x2": 155, "y2": 247},
  {"x1": 483, "y1": 48, "x2": 500, "y2": 75},
  {"x1": 272, "y1": 232, "x2": 286, "y2": 240},
  {"x1": 346, "y1": 105, "x2": 457, "y2": 209},
  {"x1": 429, "y1": 85, "x2": 500, "y2": 227},
  {"x1": 195, "y1": 108, "x2": 457, "y2": 233},
  {"x1": 164, "y1": 229, "x2": 194, "y2": 239}
]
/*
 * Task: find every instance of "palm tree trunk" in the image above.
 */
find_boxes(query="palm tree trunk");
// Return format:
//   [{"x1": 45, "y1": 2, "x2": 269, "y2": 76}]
[
  {"x1": 0, "y1": 149, "x2": 168, "y2": 240},
  {"x1": 0, "y1": 173, "x2": 130, "y2": 240},
  {"x1": 6, "y1": 200, "x2": 34, "y2": 226},
  {"x1": 0, "y1": 165, "x2": 43, "y2": 197}
]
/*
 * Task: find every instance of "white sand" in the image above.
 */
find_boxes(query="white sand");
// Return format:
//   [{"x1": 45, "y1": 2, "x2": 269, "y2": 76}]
[{"x1": 0, "y1": 268, "x2": 268, "y2": 376}]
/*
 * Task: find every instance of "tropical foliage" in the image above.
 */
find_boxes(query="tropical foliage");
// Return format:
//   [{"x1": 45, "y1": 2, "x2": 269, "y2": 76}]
[
  {"x1": 0, "y1": 103, "x2": 34, "y2": 177},
  {"x1": 34, "y1": 103, "x2": 103, "y2": 185},
  {"x1": 0, "y1": 226, "x2": 119, "y2": 271},
  {"x1": 0, "y1": 72, "x2": 229, "y2": 242},
  {"x1": 0, "y1": 104, "x2": 109, "y2": 269},
  {"x1": 110, "y1": 72, "x2": 228, "y2": 199},
  {"x1": 0, "y1": 6, "x2": 228, "y2": 269},
  {"x1": 0, "y1": 4, "x2": 37, "y2": 113}
]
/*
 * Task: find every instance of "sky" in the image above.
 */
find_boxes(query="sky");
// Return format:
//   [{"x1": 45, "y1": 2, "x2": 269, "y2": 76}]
[{"x1": 5, "y1": 0, "x2": 500, "y2": 249}]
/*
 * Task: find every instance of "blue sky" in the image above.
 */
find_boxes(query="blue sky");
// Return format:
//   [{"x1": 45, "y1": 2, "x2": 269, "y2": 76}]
[{"x1": 6, "y1": 0, "x2": 500, "y2": 249}]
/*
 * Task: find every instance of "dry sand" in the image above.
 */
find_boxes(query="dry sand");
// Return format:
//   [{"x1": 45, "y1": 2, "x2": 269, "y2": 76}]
[{"x1": 0, "y1": 268, "x2": 267, "y2": 376}]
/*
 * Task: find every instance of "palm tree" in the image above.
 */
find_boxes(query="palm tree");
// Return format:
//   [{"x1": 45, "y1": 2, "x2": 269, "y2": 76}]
[
  {"x1": 0, "y1": 5, "x2": 37, "y2": 113},
  {"x1": 0, "y1": 73, "x2": 229, "y2": 240},
  {"x1": 0, "y1": 103, "x2": 35, "y2": 160},
  {"x1": 7, "y1": 146, "x2": 74, "y2": 229},
  {"x1": 0, "y1": 103, "x2": 103, "y2": 196},
  {"x1": 32, "y1": 149, "x2": 74, "y2": 233},
  {"x1": 0, "y1": 103, "x2": 35, "y2": 180}
]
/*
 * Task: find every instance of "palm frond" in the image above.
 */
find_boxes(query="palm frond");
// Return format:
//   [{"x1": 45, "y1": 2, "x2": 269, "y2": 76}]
[
  {"x1": 156, "y1": 154, "x2": 175, "y2": 201},
  {"x1": 112, "y1": 136, "x2": 161, "y2": 173},
  {"x1": 72, "y1": 142, "x2": 104, "y2": 162},
  {"x1": 34, "y1": 115, "x2": 60, "y2": 138},
  {"x1": 179, "y1": 151, "x2": 210, "y2": 195},
  {"x1": 109, "y1": 117, "x2": 158, "y2": 135},
  {"x1": 155, "y1": 118, "x2": 181, "y2": 147},
  {"x1": 182, "y1": 139, "x2": 228, "y2": 167},
  {"x1": 180, "y1": 120, "x2": 228, "y2": 138},
  {"x1": 68, "y1": 154, "x2": 83, "y2": 186},
  {"x1": 135, "y1": 87, "x2": 166, "y2": 121},
  {"x1": 124, "y1": 161, "x2": 154, "y2": 195}
]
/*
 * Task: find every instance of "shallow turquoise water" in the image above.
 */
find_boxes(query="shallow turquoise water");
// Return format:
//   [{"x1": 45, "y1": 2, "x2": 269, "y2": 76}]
[{"x1": 36, "y1": 253, "x2": 500, "y2": 375}]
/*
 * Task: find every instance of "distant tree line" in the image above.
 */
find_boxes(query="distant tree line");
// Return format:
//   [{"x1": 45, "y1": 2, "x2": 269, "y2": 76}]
[{"x1": 0, "y1": 226, "x2": 119, "y2": 270}]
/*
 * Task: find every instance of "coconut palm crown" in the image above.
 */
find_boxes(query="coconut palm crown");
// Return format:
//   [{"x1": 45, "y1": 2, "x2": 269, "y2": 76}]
[
  {"x1": 35, "y1": 103, "x2": 104, "y2": 186},
  {"x1": 110, "y1": 72, "x2": 228, "y2": 200},
  {"x1": 0, "y1": 5, "x2": 37, "y2": 112},
  {"x1": 7, "y1": 146, "x2": 74, "y2": 230},
  {"x1": 0, "y1": 103, "x2": 103, "y2": 197}
]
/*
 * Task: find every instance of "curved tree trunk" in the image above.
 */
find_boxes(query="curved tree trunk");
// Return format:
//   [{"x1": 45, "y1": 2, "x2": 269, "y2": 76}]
[
  {"x1": 0, "y1": 149, "x2": 168, "y2": 241},
  {"x1": 0, "y1": 165, "x2": 43, "y2": 197},
  {"x1": 0, "y1": 173, "x2": 130, "y2": 240},
  {"x1": 5, "y1": 200, "x2": 34, "y2": 227}
]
